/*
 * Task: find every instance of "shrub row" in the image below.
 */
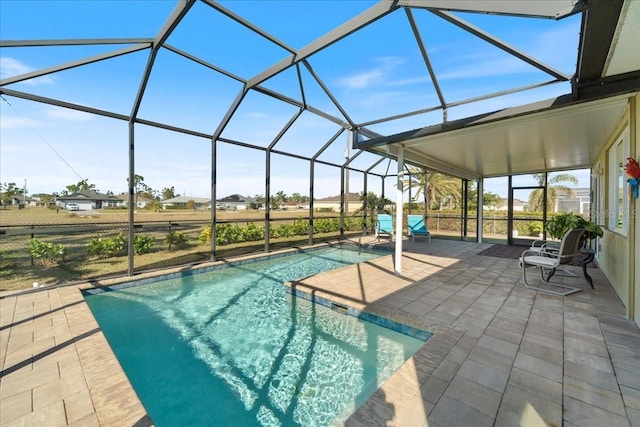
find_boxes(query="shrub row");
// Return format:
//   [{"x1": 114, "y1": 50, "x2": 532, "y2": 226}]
[
  {"x1": 28, "y1": 232, "x2": 159, "y2": 267},
  {"x1": 199, "y1": 217, "x2": 365, "y2": 246},
  {"x1": 26, "y1": 217, "x2": 367, "y2": 267},
  {"x1": 86, "y1": 233, "x2": 156, "y2": 258}
]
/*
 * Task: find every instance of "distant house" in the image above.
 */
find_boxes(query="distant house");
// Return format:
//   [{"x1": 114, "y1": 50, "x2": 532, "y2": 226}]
[
  {"x1": 313, "y1": 193, "x2": 362, "y2": 213},
  {"x1": 161, "y1": 196, "x2": 210, "y2": 210},
  {"x1": 486, "y1": 198, "x2": 525, "y2": 212},
  {"x1": 0, "y1": 195, "x2": 37, "y2": 207},
  {"x1": 56, "y1": 191, "x2": 119, "y2": 211},
  {"x1": 109, "y1": 194, "x2": 154, "y2": 209},
  {"x1": 217, "y1": 194, "x2": 256, "y2": 210},
  {"x1": 556, "y1": 187, "x2": 590, "y2": 214}
]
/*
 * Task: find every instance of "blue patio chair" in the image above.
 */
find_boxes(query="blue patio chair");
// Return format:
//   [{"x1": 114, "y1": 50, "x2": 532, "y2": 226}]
[
  {"x1": 407, "y1": 214, "x2": 431, "y2": 242},
  {"x1": 376, "y1": 214, "x2": 393, "y2": 241}
]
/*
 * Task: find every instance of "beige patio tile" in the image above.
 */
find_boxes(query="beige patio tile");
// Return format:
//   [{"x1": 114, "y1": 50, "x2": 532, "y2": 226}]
[
  {"x1": 0, "y1": 389, "x2": 32, "y2": 425},
  {"x1": 476, "y1": 333, "x2": 519, "y2": 358},
  {"x1": 444, "y1": 375, "x2": 502, "y2": 418},
  {"x1": 508, "y1": 367, "x2": 562, "y2": 403},
  {"x1": 1, "y1": 362, "x2": 60, "y2": 398},
  {"x1": 456, "y1": 358, "x2": 509, "y2": 393},
  {"x1": 564, "y1": 346, "x2": 614, "y2": 374},
  {"x1": 419, "y1": 374, "x2": 449, "y2": 405},
  {"x1": 497, "y1": 384, "x2": 562, "y2": 427},
  {"x1": 519, "y1": 338, "x2": 563, "y2": 365},
  {"x1": 33, "y1": 376, "x2": 89, "y2": 410},
  {"x1": 494, "y1": 402, "x2": 551, "y2": 427},
  {"x1": 68, "y1": 413, "x2": 100, "y2": 427},
  {"x1": 429, "y1": 395, "x2": 494, "y2": 427},
  {"x1": 466, "y1": 344, "x2": 514, "y2": 373},
  {"x1": 3, "y1": 400, "x2": 67, "y2": 427},
  {"x1": 392, "y1": 393, "x2": 432, "y2": 427},
  {"x1": 563, "y1": 396, "x2": 631, "y2": 427},
  {"x1": 564, "y1": 376, "x2": 627, "y2": 416},
  {"x1": 564, "y1": 359, "x2": 619, "y2": 391},
  {"x1": 64, "y1": 391, "x2": 96, "y2": 424},
  {"x1": 621, "y1": 385, "x2": 640, "y2": 411},
  {"x1": 513, "y1": 351, "x2": 562, "y2": 383}
]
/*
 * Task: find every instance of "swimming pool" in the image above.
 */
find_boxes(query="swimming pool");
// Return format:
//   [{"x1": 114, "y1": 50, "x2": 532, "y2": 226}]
[{"x1": 85, "y1": 246, "x2": 429, "y2": 426}]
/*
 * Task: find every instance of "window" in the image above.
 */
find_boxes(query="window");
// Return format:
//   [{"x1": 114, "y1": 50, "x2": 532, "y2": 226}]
[{"x1": 608, "y1": 130, "x2": 629, "y2": 235}]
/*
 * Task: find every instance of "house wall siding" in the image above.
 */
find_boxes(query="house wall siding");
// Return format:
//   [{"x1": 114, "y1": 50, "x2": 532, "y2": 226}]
[
  {"x1": 595, "y1": 93, "x2": 638, "y2": 322},
  {"x1": 632, "y1": 94, "x2": 639, "y2": 323}
]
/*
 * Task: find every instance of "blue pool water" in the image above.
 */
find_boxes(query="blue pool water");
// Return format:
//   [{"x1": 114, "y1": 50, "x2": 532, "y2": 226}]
[{"x1": 85, "y1": 246, "x2": 428, "y2": 426}]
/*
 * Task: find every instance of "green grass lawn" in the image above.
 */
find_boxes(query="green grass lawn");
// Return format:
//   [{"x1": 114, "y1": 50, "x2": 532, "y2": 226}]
[{"x1": 0, "y1": 207, "x2": 358, "y2": 291}]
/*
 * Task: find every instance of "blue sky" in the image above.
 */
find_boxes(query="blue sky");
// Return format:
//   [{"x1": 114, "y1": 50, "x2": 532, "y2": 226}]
[{"x1": 0, "y1": 0, "x2": 589, "y2": 200}]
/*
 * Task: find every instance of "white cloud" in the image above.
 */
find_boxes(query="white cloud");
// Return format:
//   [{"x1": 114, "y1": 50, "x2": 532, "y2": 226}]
[
  {"x1": 44, "y1": 107, "x2": 93, "y2": 122},
  {"x1": 0, "y1": 57, "x2": 55, "y2": 85},
  {"x1": 437, "y1": 55, "x2": 534, "y2": 81},
  {"x1": 338, "y1": 68, "x2": 384, "y2": 90},
  {"x1": 337, "y1": 56, "x2": 406, "y2": 90},
  {"x1": 0, "y1": 115, "x2": 41, "y2": 129},
  {"x1": 246, "y1": 111, "x2": 269, "y2": 119}
]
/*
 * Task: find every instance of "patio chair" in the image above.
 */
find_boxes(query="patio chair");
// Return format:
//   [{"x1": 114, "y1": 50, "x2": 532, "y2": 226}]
[
  {"x1": 519, "y1": 228, "x2": 586, "y2": 296},
  {"x1": 528, "y1": 237, "x2": 576, "y2": 280},
  {"x1": 376, "y1": 214, "x2": 393, "y2": 241},
  {"x1": 407, "y1": 214, "x2": 431, "y2": 242}
]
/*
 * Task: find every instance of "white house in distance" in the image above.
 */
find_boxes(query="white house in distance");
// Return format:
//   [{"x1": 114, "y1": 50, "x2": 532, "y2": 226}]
[
  {"x1": 313, "y1": 193, "x2": 362, "y2": 213},
  {"x1": 484, "y1": 198, "x2": 525, "y2": 212},
  {"x1": 56, "y1": 191, "x2": 120, "y2": 211},
  {"x1": 161, "y1": 196, "x2": 210, "y2": 210},
  {"x1": 216, "y1": 194, "x2": 256, "y2": 210},
  {"x1": 109, "y1": 194, "x2": 155, "y2": 209},
  {"x1": 556, "y1": 187, "x2": 591, "y2": 214}
]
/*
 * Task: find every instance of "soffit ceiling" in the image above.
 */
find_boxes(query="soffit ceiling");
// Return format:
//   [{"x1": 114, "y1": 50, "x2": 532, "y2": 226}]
[
  {"x1": 362, "y1": 93, "x2": 632, "y2": 180},
  {"x1": 357, "y1": 0, "x2": 640, "y2": 180}
]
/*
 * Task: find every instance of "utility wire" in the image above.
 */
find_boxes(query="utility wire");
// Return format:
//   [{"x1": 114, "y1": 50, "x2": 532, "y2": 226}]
[{"x1": 1, "y1": 94, "x2": 84, "y2": 181}]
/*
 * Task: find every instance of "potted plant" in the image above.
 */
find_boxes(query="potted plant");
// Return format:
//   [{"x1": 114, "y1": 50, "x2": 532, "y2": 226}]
[{"x1": 545, "y1": 212, "x2": 603, "y2": 246}]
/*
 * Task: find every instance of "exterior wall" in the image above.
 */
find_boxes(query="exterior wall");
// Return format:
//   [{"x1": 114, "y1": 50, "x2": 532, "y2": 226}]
[
  {"x1": 314, "y1": 201, "x2": 362, "y2": 213},
  {"x1": 633, "y1": 95, "x2": 639, "y2": 323},
  {"x1": 600, "y1": 230, "x2": 630, "y2": 310},
  {"x1": 595, "y1": 93, "x2": 637, "y2": 322}
]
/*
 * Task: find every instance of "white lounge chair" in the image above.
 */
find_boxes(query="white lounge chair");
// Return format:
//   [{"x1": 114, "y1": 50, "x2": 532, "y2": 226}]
[{"x1": 519, "y1": 228, "x2": 585, "y2": 296}]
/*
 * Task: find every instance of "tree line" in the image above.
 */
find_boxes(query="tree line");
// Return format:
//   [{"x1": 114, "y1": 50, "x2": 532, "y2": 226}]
[{"x1": 2, "y1": 169, "x2": 578, "y2": 213}]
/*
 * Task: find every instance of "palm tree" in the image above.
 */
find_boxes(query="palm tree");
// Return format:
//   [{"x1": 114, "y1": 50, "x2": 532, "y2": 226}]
[
  {"x1": 528, "y1": 173, "x2": 578, "y2": 212},
  {"x1": 403, "y1": 167, "x2": 462, "y2": 212},
  {"x1": 358, "y1": 191, "x2": 392, "y2": 230}
]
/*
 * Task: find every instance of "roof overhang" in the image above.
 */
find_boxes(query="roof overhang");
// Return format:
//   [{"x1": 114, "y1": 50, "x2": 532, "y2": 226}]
[{"x1": 356, "y1": 92, "x2": 633, "y2": 180}]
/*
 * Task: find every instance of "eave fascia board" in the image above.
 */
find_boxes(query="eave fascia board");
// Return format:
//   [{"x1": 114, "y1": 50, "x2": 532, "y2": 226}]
[
  {"x1": 354, "y1": 92, "x2": 633, "y2": 151},
  {"x1": 403, "y1": 0, "x2": 585, "y2": 19},
  {"x1": 381, "y1": 144, "x2": 479, "y2": 180}
]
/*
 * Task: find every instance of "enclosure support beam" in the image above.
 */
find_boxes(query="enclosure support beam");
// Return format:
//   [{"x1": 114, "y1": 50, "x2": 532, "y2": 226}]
[
  {"x1": 210, "y1": 139, "x2": 217, "y2": 261},
  {"x1": 462, "y1": 179, "x2": 469, "y2": 241},
  {"x1": 127, "y1": 123, "x2": 135, "y2": 277},
  {"x1": 395, "y1": 147, "x2": 404, "y2": 275},
  {"x1": 309, "y1": 161, "x2": 315, "y2": 246},
  {"x1": 477, "y1": 178, "x2": 484, "y2": 243}
]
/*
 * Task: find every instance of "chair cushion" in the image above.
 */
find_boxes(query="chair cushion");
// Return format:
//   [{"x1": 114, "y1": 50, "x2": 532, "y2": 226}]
[{"x1": 521, "y1": 255, "x2": 558, "y2": 267}]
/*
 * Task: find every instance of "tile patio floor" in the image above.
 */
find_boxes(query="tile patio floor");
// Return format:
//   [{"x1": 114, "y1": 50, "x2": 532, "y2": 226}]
[{"x1": 1, "y1": 239, "x2": 639, "y2": 426}]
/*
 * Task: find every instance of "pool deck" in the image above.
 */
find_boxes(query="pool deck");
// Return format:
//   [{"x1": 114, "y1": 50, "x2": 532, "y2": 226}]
[{"x1": 1, "y1": 239, "x2": 639, "y2": 426}]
